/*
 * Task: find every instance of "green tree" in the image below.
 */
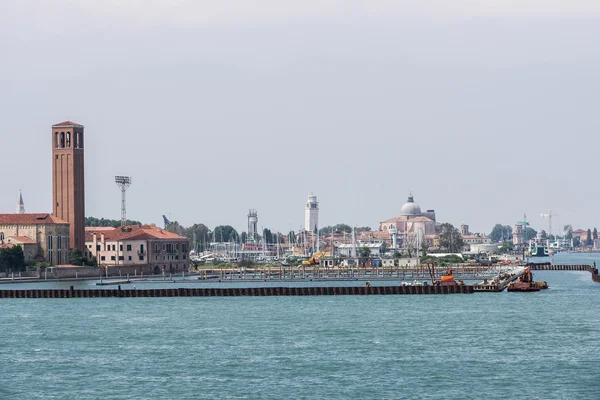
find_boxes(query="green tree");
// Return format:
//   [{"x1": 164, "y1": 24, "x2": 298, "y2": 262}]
[
  {"x1": 166, "y1": 221, "x2": 186, "y2": 236},
  {"x1": 573, "y1": 236, "x2": 581, "y2": 248},
  {"x1": 499, "y1": 242, "x2": 513, "y2": 254},
  {"x1": 489, "y1": 224, "x2": 513, "y2": 242},
  {"x1": 540, "y1": 230, "x2": 547, "y2": 240},
  {"x1": 564, "y1": 225, "x2": 573, "y2": 239},
  {"x1": 185, "y1": 223, "x2": 210, "y2": 246},
  {"x1": 85, "y1": 217, "x2": 141, "y2": 227},
  {"x1": 69, "y1": 248, "x2": 85, "y2": 266},
  {"x1": 0, "y1": 245, "x2": 25, "y2": 272},
  {"x1": 524, "y1": 227, "x2": 537, "y2": 241},
  {"x1": 594, "y1": 228, "x2": 598, "y2": 240},
  {"x1": 262, "y1": 228, "x2": 273, "y2": 244},
  {"x1": 438, "y1": 223, "x2": 465, "y2": 253},
  {"x1": 319, "y1": 224, "x2": 352, "y2": 235},
  {"x1": 288, "y1": 231, "x2": 296, "y2": 245},
  {"x1": 213, "y1": 225, "x2": 238, "y2": 243},
  {"x1": 358, "y1": 246, "x2": 371, "y2": 267},
  {"x1": 586, "y1": 229, "x2": 593, "y2": 246}
]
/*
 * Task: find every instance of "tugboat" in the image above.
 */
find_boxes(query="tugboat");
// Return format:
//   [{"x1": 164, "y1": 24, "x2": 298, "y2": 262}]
[{"x1": 507, "y1": 267, "x2": 548, "y2": 292}]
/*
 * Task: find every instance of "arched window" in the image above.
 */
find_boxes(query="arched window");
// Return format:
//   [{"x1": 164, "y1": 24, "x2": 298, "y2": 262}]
[
  {"x1": 55, "y1": 132, "x2": 59, "y2": 148},
  {"x1": 0, "y1": 232, "x2": 4, "y2": 241},
  {"x1": 76, "y1": 132, "x2": 81, "y2": 148},
  {"x1": 60, "y1": 132, "x2": 65, "y2": 148},
  {"x1": 66, "y1": 132, "x2": 71, "y2": 148}
]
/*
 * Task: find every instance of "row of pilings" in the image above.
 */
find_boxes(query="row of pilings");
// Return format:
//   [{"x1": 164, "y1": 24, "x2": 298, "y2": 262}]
[
  {"x1": 529, "y1": 264, "x2": 600, "y2": 283},
  {"x1": 0, "y1": 284, "x2": 473, "y2": 298}
]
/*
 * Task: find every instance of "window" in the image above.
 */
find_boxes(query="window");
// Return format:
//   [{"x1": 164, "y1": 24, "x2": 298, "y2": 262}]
[
  {"x1": 183, "y1": 254, "x2": 186, "y2": 260},
  {"x1": 118, "y1": 256, "x2": 124, "y2": 261},
  {"x1": 127, "y1": 244, "x2": 132, "y2": 251},
  {"x1": 128, "y1": 256, "x2": 132, "y2": 261},
  {"x1": 101, "y1": 256, "x2": 106, "y2": 261},
  {"x1": 0, "y1": 232, "x2": 4, "y2": 241},
  {"x1": 140, "y1": 244, "x2": 144, "y2": 253},
  {"x1": 154, "y1": 243, "x2": 160, "y2": 253},
  {"x1": 139, "y1": 255, "x2": 144, "y2": 261},
  {"x1": 112, "y1": 245, "x2": 116, "y2": 251},
  {"x1": 66, "y1": 132, "x2": 71, "y2": 148},
  {"x1": 119, "y1": 244, "x2": 123, "y2": 252},
  {"x1": 111, "y1": 256, "x2": 115, "y2": 261},
  {"x1": 155, "y1": 255, "x2": 158, "y2": 261},
  {"x1": 96, "y1": 245, "x2": 100, "y2": 251}
]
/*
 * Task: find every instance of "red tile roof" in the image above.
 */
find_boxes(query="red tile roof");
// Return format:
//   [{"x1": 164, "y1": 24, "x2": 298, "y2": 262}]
[
  {"x1": 85, "y1": 225, "x2": 187, "y2": 242},
  {"x1": 0, "y1": 213, "x2": 68, "y2": 225},
  {"x1": 7, "y1": 236, "x2": 37, "y2": 244},
  {"x1": 52, "y1": 120, "x2": 83, "y2": 127},
  {"x1": 380, "y1": 215, "x2": 433, "y2": 224}
]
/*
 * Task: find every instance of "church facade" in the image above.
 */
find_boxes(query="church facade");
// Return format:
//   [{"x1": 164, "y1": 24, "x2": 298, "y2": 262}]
[{"x1": 378, "y1": 194, "x2": 437, "y2": 246}]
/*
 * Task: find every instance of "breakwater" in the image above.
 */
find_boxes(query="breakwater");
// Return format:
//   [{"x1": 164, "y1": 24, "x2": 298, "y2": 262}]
[
  {"x1": 0, "y1": 284, "x2": 473, "y2": 298},
  {"x1": 529, "y1": 264, "x2": 600, "y2": 283}
]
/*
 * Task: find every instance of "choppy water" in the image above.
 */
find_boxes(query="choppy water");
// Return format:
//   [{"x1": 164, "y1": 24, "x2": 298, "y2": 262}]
[{"x1": 1, "y1": 255, "x2": 599, "y2": 399}]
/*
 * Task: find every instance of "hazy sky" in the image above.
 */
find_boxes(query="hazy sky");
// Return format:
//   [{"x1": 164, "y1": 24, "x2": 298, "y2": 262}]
[{"x1": 1, "y1": 1, "x2": 599, "y2": 235}]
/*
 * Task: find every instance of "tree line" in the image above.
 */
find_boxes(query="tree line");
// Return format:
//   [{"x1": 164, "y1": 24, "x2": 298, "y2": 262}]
[{"x1": 85, "y1": 217, "x2": 142, "y2": 227}]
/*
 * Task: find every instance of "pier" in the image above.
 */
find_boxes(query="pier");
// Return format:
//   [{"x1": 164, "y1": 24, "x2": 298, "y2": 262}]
[{"x1": 529, "y1": 264, "x2": 600, "y2": 283}]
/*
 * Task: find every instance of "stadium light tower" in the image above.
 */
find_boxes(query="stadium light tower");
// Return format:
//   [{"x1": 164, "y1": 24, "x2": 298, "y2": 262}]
[{"x1": 115, "y1": 176, "x2": 132, "y2": 226}]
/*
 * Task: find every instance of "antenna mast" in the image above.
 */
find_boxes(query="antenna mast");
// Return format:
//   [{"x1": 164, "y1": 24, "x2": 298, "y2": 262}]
[{"x1": 115, "y1": 176, "x2": 132, "y2": 226}]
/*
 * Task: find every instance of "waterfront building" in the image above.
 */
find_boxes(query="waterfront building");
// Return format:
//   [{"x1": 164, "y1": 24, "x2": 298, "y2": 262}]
[
  {"x1": 85, "y1": 225, "x2": 189, "y2": 274},
  {"x1": 305, "y1": 193, "x2": 319, "y2": 232},
  {"x1": 0, "y1": 214, "x2": 70, "y2": 264},
  {"x1": 378, "y1": 194, "x2": 436, "y2": 248},
  {"x1": 51, "y1": 121, "x2": 86, "y2": 253}
]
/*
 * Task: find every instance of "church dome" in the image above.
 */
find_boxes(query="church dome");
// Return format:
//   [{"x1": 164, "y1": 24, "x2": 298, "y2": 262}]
[{"x1": 400, "y1": 194, "x2": 422, "y2": 217}]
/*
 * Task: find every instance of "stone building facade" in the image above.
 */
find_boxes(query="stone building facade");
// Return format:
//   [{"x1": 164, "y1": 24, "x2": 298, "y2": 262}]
[
  {"x1": 86, "y1": 225, "x2": 189, "y2": 274},
  {"x1": 0, "y1": 214, "x2": 70, "y2": 264}
]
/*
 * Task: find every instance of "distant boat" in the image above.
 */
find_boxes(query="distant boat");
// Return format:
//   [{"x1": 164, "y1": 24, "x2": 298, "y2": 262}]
[{"x1": 528, "y1": 240, "x2": 549, "y2": 257}]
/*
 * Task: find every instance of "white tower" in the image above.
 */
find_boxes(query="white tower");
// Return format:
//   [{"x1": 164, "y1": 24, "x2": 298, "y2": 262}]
[
  {"x1": 247, "y1": 209, "x2": 258, "y2": 242},
  {"x1": 389, "y1": 227, "x2": 398, "y2": 249},
  {"x1": 305, "y1": 193, "x2": 319, "y2": 232},
  {"x1": 16, "y1": 190, "x2": 25, "y2": 214}
]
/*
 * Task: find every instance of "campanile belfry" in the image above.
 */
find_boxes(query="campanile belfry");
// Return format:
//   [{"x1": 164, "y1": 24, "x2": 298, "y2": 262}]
[{"x1": 52, "y1": 121, "x2": 85, "y2": 251}]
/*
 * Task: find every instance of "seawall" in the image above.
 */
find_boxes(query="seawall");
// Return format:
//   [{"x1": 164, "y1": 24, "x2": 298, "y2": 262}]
[
  {"x1": 529, "y1": 264, "x2": 599, "y2": 283},
  {"x1": 0, "y1": 284, "x2": 473, "y2": 298}
]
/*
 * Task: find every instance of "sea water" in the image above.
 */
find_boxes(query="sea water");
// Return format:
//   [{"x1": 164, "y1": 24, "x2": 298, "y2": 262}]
[{"x1": 0, "y1": 254, "x2": 599, "y2": 399}]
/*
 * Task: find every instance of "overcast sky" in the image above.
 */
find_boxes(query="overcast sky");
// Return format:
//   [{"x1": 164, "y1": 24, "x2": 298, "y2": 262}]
[{"x1": 1, "y1": 1, "x2": 599, "y2": 235}]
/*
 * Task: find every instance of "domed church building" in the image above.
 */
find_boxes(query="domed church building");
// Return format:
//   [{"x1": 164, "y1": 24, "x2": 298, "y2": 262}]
[{"x1": 378, "y1": 194, "x2": 437, "y2": 237}]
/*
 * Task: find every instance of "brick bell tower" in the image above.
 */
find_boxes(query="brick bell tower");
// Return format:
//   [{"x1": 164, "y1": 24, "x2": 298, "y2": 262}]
[{"x1": 52, "y1": 121, "x2": 85, "y2": 252}]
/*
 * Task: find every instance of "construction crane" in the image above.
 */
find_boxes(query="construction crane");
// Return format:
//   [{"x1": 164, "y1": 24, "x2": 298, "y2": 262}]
[
  {"x1": 540, "y1": 210, "x2": 558, "y2": 236},
  {"x1": 541, "y1": 210, "x2": 572, "y2": 237}
]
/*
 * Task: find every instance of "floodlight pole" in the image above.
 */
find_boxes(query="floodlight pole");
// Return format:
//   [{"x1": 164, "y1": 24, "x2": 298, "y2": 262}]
[{"x1": 115, "y1": 176, "x2": 132, "y2": 227}]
